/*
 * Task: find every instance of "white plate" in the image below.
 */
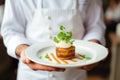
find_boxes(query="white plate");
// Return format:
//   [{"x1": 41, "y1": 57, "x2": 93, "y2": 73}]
[{"x1": 26, "y1": 40, "x2": 108, "y2": 68}]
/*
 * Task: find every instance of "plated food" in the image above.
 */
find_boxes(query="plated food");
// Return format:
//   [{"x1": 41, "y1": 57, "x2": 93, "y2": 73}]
[
  {"x1": 25, "y1": 25, "x2": 108, "y2": 67},
  {"x1": 53, "y1": 26, "x2": 75, "y2": 60},
  {"x1": 26, "y1": 40, "x2": 108, "y2": 68},
  {"x1": 38, "y1": 26, "x2": 91, "y2": 64}
]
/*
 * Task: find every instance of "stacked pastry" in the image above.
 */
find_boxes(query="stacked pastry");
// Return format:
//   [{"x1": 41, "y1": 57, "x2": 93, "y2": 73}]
[{"x1": 54, "y1": 26, "x2": 75, "y2": 60}]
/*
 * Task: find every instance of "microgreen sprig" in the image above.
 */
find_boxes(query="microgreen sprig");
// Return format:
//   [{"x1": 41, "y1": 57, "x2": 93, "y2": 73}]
[
  {"x1": 81, "y1": 55, "x2": 91, "y2": 60},
  {"x1": 54, "y1": 25, "x2": 74, "y2": 44},
  {"x1": 45, "y1": 53, "x2": 49, "y2": 59},
  {"x1": 39, "y1": 55, "x2": 43, "y2": 59}
]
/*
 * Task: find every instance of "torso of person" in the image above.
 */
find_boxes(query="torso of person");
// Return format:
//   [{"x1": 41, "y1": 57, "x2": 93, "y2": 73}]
[
  {"x1": 23, "y1": 0, "x2": 90, "y2": 44},
  {"x1": 17, "y1": 0, "x2": 90, "y2": 80}
]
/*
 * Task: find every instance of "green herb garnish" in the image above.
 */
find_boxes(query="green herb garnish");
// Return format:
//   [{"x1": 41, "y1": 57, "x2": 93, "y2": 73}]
[
  {"x1": 45, "y1": 53, "x2": 49, "y2": 59},
  {"x1": 54, "y1": 37, "x2": 59, "y2": 43},
  {"x1": 81, "y1": 55, "x2": 91, "y2": 60},
  {"x1": 39, "y1": 55, "x2": 43, "y2": 59},
  {"x1": 54, "y1": 25, "x2": 74, "y2": 44},
  {"x1": 81, "y1": 55, "x2": 86, "y2": 58},
  {"x1": 60, "y1": 25, "x2": 65, "y2": 30}
]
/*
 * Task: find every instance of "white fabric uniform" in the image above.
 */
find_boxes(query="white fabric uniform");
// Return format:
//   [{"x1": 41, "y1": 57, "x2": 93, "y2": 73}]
[{"x1": 1, "y1": 0, "x2": 106, "y2": 80}]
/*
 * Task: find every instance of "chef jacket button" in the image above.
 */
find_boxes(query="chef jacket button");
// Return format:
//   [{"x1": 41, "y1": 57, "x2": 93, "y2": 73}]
[
  {"x1": 48, "y1": 16, "x2": 51, "y2": 20},
  {"x1": 48, "y1": 26, "x2": 52, "y2": 30},
  {"x1": 45, "y1": 16, "x2": 51, "y2": 20},
  {"x1": 49, "y1": 74, "x2": 55, "y2": 78},
  {"x1": 49, "y1": 36, "x2": 53, "y2": 39}
]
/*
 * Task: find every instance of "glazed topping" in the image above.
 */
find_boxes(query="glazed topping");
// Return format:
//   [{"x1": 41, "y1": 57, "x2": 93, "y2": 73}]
[{"x1": 54, "y1": 25, "x2": 74, "y2": 48}]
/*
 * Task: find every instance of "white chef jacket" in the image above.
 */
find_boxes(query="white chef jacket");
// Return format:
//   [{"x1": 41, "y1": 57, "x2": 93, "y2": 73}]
[{"x1": 1, "y1": 0, "x2": 106, "y2": 80}]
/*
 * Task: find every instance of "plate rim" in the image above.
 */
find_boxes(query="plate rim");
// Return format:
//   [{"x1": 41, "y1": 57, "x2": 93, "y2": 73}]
[{"x1": 26, "y1": 40, "x2": 108, "y2": 68}]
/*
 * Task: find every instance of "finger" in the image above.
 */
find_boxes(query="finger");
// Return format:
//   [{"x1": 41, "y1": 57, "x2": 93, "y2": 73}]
[
  {"x1": 81, "y1": 66, "x2": 92, "y2": 71},
  {"x1": 27, "y1": 63, "x2": 65, "y2": 72},
  {"x1": 34, "y1": 64, "x2": 65, "y2": 72},
  {"x1": 26, "y1": 58, "x2": 32, "y2": 64},
  {"x1": 20, "y1": 49, "x2": 65, "y2": 72},
  {"x1": 77, "y1": 66, "x2": 92, "y2": 71},
  {"x1": 77, "y1": 63, "x2": 98, "y2": 70},
  {"x1": 77, "y1": 66, "x2": 91, "y2": 70},
  {"x1": 20, "y1": 51, "x2": 27, "y2": 63}
]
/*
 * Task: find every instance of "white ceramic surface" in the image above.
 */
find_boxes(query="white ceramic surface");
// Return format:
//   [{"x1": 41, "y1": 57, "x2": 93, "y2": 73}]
[{"x1": 26, "y1": 40, "x2": 108, "y2": 68}]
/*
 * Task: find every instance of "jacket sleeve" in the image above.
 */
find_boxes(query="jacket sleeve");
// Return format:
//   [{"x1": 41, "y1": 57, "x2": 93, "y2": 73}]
[
  {"x1": 1, "y1": 0, "x2": 31, "y2": 59},
  {"x1": 83, "y1": 0, "x2": 106, "y2": 45}
]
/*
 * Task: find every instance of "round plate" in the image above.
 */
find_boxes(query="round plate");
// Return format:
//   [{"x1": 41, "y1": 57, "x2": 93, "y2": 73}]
[{"x1": 26, "y1": 40, "x2": 108, "y2": 68}]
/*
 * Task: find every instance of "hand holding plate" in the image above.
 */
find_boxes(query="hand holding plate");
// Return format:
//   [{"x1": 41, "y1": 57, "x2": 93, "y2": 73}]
[{"x1": 18, "y1": 44, "x2": 65, "y2": 72}]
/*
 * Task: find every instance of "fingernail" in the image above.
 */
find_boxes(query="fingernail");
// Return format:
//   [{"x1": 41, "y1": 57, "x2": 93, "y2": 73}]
[
  {"x1": 60, "y1": 69, "x2": 65, "y2": 72},
  {"x1": 26, "y1": 59, "x2": 30, "y2": 63}
]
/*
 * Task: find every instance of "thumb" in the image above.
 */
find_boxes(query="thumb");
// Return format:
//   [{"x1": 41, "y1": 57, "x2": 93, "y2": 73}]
[
  {"x1": 20, "y1": 50, "x2": 27, "y2": 64},
  {"x1": 26, "y1": 58, "x2": 32, "y2": 64}
]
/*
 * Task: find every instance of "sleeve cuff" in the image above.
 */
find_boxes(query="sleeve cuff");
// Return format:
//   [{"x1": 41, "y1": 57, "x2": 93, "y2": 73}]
[
  {"x1": 83, "y1": 32, "x2": 105, "y2": 45},
  {"x1": 6, "y1": 36, "x2": 31, "y2": 59}
]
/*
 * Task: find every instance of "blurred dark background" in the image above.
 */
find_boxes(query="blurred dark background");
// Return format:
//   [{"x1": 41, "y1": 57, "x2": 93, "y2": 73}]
[
  {"x1": 0, "y1": 0, "x2": 120, "y2": 80},
  {"x1": 0, "y1": 0, "x2": 18, "y2": 80},
  {"x1": 0, "y1": 0, "x2": 4, "y2": 5}
]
